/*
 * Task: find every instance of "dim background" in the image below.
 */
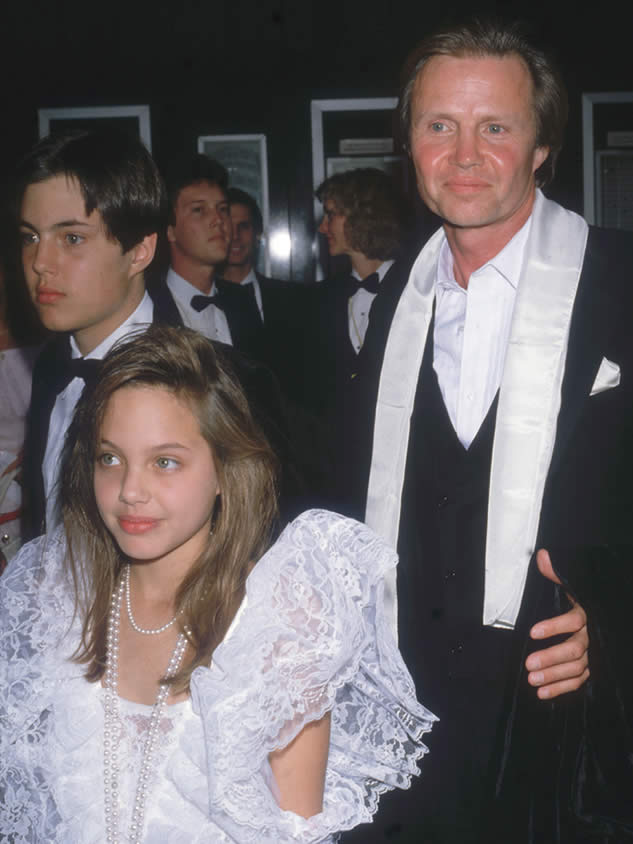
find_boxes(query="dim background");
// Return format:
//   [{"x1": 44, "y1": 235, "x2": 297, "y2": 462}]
[{"x1": 1, "y1": 0, "x2": 630, "y2": 281}]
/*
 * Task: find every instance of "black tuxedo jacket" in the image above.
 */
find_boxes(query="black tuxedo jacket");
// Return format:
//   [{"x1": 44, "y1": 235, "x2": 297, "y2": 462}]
[
  {"x1": 203, "y1": 276, "x2": 268, "y2": 363},
  {"x1": 308, "y1": 255, "x2": 417, "y2": 422},
  {"x1": 329, "y1": 247, "x2": 420, "y2": 514},
  {"x1": 342, "y1": 226, "x2": 633, "y2": 842},
  {"x1": 253, "y1": 273, "x2": 319, "y2": 407},
  {"x1": 487, "y1": 225, "x2": 633, "y2": 842}
]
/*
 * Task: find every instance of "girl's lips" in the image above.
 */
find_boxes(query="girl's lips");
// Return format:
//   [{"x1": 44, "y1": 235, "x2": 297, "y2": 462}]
[
  {"x1": 117, "y1": 517, "x2": 159, "y2": 535},
  {"x1": 36, "y1": 288, "x2": 64, "y2": 304}
]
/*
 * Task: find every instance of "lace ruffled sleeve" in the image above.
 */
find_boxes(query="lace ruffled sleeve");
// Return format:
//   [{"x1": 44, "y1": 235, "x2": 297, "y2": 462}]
[
  {"x1": 187, "y1": 509, "x2": 437, "y2": 843},
  {"x1": 0, "y1": 529, "x2": 79, "y2": 842}
]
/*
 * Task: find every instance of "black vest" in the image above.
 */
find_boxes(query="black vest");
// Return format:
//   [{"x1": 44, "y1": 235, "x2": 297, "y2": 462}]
[{"x1": 391, "y1": 335, "x2": 519, "y2": 841}]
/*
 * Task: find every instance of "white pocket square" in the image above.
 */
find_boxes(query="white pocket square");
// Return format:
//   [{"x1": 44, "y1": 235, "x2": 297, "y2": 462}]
[{"x1": 590, "y1": 357, "x2": 621, "y2": 396}]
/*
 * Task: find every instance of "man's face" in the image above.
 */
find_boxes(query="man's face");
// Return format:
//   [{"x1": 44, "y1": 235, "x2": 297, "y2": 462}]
[
  {"x1": 318, "y1": 199, "x2": 351, "y2": 256},
  {"x1": 20, "y1": 175, "x2": 147, "y2": 355},
  {"x1": 167, "y1": 181, "x2": 232, "y2": 268},
  {"x1": 228, "y1": 203, "x2": 258, "y2": 270},
  {"x1": 408, "y1": 54, "x2": 548, "y2": 237}
]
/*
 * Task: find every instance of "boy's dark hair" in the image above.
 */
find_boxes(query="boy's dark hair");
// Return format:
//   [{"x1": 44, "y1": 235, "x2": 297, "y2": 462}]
[
  {"x1": 316, "y1": 168, "x2": 408, "y2": 261},
  {"x1": 166, "y1": 154, "x2": 229, "y2": 225},
  {"x1": 15, "y1": 129, "x2": 167, "y2": 253},
  {"x1": 227, "y1": 187, "x2": 263, "y2": 236}
]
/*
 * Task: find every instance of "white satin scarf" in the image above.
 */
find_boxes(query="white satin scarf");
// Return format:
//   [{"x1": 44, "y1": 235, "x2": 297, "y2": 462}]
[{"x1": 365, "y1": 190, "x2": 589, "y2": 633}]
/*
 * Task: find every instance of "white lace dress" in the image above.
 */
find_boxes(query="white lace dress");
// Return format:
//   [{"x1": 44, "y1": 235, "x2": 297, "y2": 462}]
[{"x1": 0, "y1": 510, "x2": 436, "y2": 843}]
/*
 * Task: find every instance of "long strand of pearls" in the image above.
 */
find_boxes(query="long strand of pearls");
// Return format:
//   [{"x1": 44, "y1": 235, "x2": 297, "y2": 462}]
[
  {"x1": 104, "y1": 576, "x2": 125, "y2": 843},
  {"x1": 104, "y1": 572, "x2": 189, "y2": 843}
]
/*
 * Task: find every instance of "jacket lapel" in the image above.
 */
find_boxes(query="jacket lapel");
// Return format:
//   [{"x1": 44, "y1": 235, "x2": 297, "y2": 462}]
[
  {"x1": 546, "y1": 229, "x2": 616, "y2": 479},
  {"x1": 147, "y1": 278, "x2": 184, "y2": 326},
  {"x1": 23, "y1": 336, "x2": 72, "y2": 538},
  {"x1": 216, "y1": 279, "x2": 266, "y2": 359}
]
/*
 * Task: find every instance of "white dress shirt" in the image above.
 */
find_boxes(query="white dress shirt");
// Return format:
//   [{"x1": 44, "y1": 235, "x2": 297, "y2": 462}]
[
  {"x1": 166, "y1": 267, "x2": 232, "y2": 344},
  {"x1": 240, "y1": 267, "x2": 264, "y2": 321},
  {"x1": 42, "y1": 292, "x2": 154, "y2": 529},
  {"x1": 433, "y1": 218, "x2": 531, "y2": 449},
  {"x1": 348, "y1": 260, "x2": 394, "y2": 353}
]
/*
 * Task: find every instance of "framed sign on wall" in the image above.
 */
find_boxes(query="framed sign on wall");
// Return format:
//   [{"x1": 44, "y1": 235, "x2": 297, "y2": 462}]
[
  {"x1": 38, "y1": 105, "x2": 152, "y2": 150},
  {"x1": 582, "y1": 92, "x2": 633, "y2": 230},
  {"x1": 197, "y1": 134, "x2": 270, "y2": 273}
]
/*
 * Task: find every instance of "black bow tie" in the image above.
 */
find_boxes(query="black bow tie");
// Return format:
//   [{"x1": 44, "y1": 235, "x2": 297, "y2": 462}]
[
  {"x1": 55, "y1": 356, "x2": 102, "y2": 397},
  {"x1": 346, "y1": 272, "x2": 380, "y2": 295},
  {"x1": 191, "y1": 280, "x2": 258, "y2": 313},
  {"x1": 190, "y1": 292, "x2": 224, "y2": 312}
]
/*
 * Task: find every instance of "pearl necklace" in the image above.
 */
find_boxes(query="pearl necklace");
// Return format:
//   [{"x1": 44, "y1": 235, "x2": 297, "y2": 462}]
[
  {"x1": 125, "y1": 564, "x2": 179, "y2": 635},
  {"x1": 104, "y1": 574, "x2": 189, "y2": 843}
]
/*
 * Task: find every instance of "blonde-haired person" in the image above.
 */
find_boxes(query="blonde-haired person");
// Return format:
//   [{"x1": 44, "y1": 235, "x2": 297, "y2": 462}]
[{"x1": 0, "y1": 324, "x2": 435, "y2": 843}]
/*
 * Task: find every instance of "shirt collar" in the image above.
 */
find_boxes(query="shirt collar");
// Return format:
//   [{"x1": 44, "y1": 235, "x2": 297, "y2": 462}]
[
  {"x1": 166, "y1": 266, "x2": 217, "y2": 303},
  {"x1": 436, "y1": 215, "x2": 532, "y2": 293},
  {"x1": 240, "y1": 267, "x2": 258, "y2": 287},
  {"x1": 351, "y1": 259, "x2": 394, "y2": 283},
  {"x1": 70, "y1": 291, "x2": 154, "y2": 360}
]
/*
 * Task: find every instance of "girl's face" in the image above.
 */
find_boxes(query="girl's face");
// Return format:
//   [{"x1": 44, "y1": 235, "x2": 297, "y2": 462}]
[{"x1": 94, "y1": 385, "x2": 220, "y2": 572}]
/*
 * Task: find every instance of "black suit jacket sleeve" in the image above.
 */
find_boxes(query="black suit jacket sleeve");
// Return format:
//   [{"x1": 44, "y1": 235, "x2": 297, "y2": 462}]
[{"x1": 486, "y1": 227, "x2": 633, "y2": 842}]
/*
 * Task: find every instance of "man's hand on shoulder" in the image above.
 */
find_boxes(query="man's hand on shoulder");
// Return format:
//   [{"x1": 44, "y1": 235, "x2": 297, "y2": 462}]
[{"x1": 525, "y1": 549, "x2": 589, "y2": 700}]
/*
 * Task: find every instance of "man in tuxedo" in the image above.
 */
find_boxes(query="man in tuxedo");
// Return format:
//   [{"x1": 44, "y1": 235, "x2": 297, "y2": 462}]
[
  {"x1": 223, "y1": 186, "x2": 277, "y2": 314},
  {"x1": 222, "y1": 187, "x2": 313, "y2": 405},
  {"x1": 346, "y1": 19, "x2": 633, "y2": 844},
  {"x1": 164, "y1": 156, "x2": 265, "y2": 362},
  {"x1": 316, "y1": 168, "x2": 410, "y2": 363},
  {"x1": 311, "y1": 168, "x2": 414, "y2": 425}
]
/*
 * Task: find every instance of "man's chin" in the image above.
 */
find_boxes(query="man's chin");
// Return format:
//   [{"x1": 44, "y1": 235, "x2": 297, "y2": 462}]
[{"x1": 205, "y1": 248, "x2": 229, "y2": 265}]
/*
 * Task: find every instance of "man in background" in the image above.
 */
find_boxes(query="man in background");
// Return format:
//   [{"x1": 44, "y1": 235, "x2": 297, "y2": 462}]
[
  {"x1": 313, "y1": 168, "x2": 414, "y2": 428},
  {"x1": 165, "y1": 156, "x2": 264, "y2": 361},
  {"x1": 223, "y1": 186, "x2": 319, "y2": 411}
]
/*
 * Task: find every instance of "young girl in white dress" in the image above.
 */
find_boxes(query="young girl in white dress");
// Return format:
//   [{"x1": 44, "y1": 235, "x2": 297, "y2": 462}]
[{"x1": 0, "y1": 325, "x2": 436, "y2": 843}]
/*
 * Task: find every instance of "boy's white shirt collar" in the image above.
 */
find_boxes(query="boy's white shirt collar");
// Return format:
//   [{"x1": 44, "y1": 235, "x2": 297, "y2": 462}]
[{"x1": 70, "y1": 291, "x2": 154, "y2": 360}]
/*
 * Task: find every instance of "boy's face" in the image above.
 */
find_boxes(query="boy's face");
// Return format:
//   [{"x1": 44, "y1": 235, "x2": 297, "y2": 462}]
[
  {"x1": 167, "y1": 180, "x2": 232, "y2": 269},
  {"x1": 318, "y1": 198, "x2": 351, "y2": 257},
  {"x1": 227, "y1": 203, "x2": 258, "y2": 270},
  {"x1": 20, "y1": 175, "x2": 150, "y2": 355}
]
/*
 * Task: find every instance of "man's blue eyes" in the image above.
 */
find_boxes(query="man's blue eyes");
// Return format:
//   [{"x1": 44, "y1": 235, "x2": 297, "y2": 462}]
[{"x1": 427, "y1": 123, "x2": 505, "y2": 133}]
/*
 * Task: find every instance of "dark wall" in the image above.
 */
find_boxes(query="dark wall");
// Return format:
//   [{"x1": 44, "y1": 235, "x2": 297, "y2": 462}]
[{"x1": 2, "y1": 0, "x2": 631, "y2": 281}]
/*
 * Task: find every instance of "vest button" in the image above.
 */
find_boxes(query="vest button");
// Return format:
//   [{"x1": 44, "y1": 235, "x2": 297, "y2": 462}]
[
  {"x1": 450, "y1": 643, "x2": 464, "y2": 656},
  {"x1": 438, "y1": 495, "x2": 449, "y2": 509},
  {"x1": 444, "y1": 569, "x2": 457, "y2": 580}
]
